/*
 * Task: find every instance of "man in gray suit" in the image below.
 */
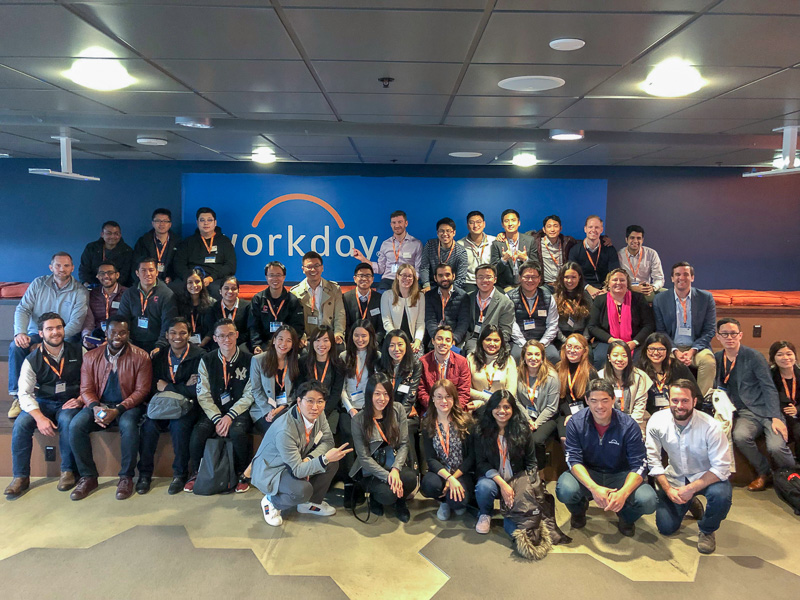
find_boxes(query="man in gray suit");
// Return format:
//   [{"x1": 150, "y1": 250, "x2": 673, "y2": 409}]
[
  {"x1": 463, "y1": 263, "x2": 515, "y2": 355},
  {"x1": 490, "y1": 209, "x2": 538, "y2": 291},
  {"x1": 251, "y1": 381, "x2": 352, "y2": 527},
  {"x1": 653, "y1": 262, "x2": 717, "y2": 395}
]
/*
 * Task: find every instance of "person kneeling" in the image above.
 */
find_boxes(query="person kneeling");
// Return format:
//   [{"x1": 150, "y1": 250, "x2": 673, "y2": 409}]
[
  {"x1": 252, "y1": 381, "x2": 352, "y2": 527},
  {"x1": 556, "y1": 379, "x2": 657, "y2": 537},
  {"x1": 350, "y1": 372, "x2": 418, "y2": 523}
]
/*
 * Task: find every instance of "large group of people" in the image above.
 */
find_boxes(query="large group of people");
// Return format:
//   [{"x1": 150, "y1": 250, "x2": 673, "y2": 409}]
[{"x1": 5, "y1": 206, "x2": 798, "y2": 558}]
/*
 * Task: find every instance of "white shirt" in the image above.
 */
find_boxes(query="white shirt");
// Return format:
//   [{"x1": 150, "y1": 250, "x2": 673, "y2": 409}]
[
  {"x1": 645, "y1": 408, "x2": 731, "y2": 488},
  {"x1": 618, "y1": 246, "x2": 665, "y2": 289}
]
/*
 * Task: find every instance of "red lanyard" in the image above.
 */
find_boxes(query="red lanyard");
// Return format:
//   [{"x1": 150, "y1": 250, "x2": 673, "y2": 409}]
[
  {"x1": 374, "y1": 419, "x2": 389, "y2": 443},
  {"x1": 521, "y1": 293, "x2": 539, "y2": 319},
  {"x1": 783, "y1": 377, "x2": 797, "y2": 403},
  {"x1": 357, "y1": 291, "x2": 372, "y2": 320},
  {"x1": 154, "y1": 234, "x2": 169, "y2": 264},
  {"x1": 438, "y1": 241, "x2": 454, "y2": 264},
  {"x1": 168, "y1": 345, "x2": 190, "y2": 383},
  {"x1": 436, "y1": 421, "x2": 451, "y2": 457},
  {"x1": 497, "y1": 437, "x2": 508, "y2": 472},
  {"x1": 201, "y1": 235, "x2": 215, "y2": 255},
  {"x1": 43, "y1": 354, "x2": 64, "y2": 379},
  {"x1": 477, "y1": 294, "x2": 491, "y2": 322},
  {"x1": 585, "y1": 245, "x2": 599, "y2": 272},
  {"x1": 723, "y1": 356, "x2": 736, "y2": 384},
  {"x1": 139, "y1": 287, "x2": 154, "y2": 315},
  {"x1": 314, "y1": 359, "x2": 330, "y2": 384},
  {"x1": 626, "y1": 251, "x2": 642, "y2": 280}
]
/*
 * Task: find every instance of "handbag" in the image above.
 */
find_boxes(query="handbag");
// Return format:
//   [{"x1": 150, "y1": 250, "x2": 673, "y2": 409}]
[
  {"x1": 193, "y1": 438, "x2": 237, "y2": 496},
  {"x1": 704, "y1": 388, "x2": 737, "y2": 473},
  {"x1": 147, "y1": 391, "x2": 192, "y2": 420}
]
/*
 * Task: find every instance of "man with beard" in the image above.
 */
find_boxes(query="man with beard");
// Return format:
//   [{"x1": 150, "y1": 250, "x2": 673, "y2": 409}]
[
  {"x1": 646, "y1": 379, "x2": 732, "y2": 554},
  {"x1": 424, "y1": 263, "x2": 470, "y2": 351},
  {"x1": 81, "y1": 261, "x2": 127, "y2": 349}
]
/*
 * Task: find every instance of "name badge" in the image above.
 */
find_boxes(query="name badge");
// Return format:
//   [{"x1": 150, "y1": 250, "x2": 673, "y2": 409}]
[
  {"x1": 537, "y1": 310, "x2": 547, "y2": 317},
  {"x1": 189, "y1": 334, "x2": 201, "y2": 345},
  {"x1": 402, "y1": 252, "x2": 412, "y2": 259},
  {"x1": 308, "y1": 316, "x2": 319, "y2": 325},
  {"x1": 567, "y1": 317, "x2": 575, "y2": 327},
  {"x1": 55, "y1": 381, "x2": 66, "y2": 394},
  {"x1": 100, "y1": 321, "x2": 107, "y2": 332},
  {"x1": 220, "y1": 391, "x2": 232, "y2": 405},
  {"x1": 172, "y1": 364, "x2": 179, "y2": 373},
  {"x1": 314, "y1": 431, "x2": 323, "y2": 445},
  {"x1": 276, "y1": 392, "x2": 287, "y2": 405},
  {"x1": 210, "y1": 246, "x2": 218, "y2": 252},
  {"x1": 370, "y1": 307, "x2": 381, "y2": 316},
  {"x1": 391, "y1": 264, "x2": 398, "y2": 274},
  {"x1": 493, "y1": 371, "x2": 503, "y2": 382},
  {"x1": 268, "y1": 396, "x2": 277, "y2": 408},
  {"x1": 631, "y1": 279, "x2": 639, "y2": 285},
  {"x1": 531, "y1": 388, "x2": 539, "y2": 400},
  {"x1": 569, "y1": 401, "x2": 584, "y2": 415},
  {"x1": 654, "y1": 393, "x2": 669, "y2": 407},
  {"x1": 614, "y1": 389, "x2": 623, "y2": 398},
  {"x1": 351, "y1": 390, "x2": 365, "y2": 407},
  {"x1": 523, "y1": 319, "x2": 536, "y2": 331},
  {"x1": 527, "y1": 407, "x2": 537, "y2": 419},
  {"x1": 483, "y1": 389, "x2": 492, "y2": 396},
  {"x1": 397, "y1": 384, "x2": 410, "y2": 394},
  {"x1": 677, "y1": 326, "x2": 692, "y2": 337},
  {"x1": 204, "y1": 256, "x2": 216, "y2": 264},
  {"x1": 111, "y1": 301, "x2": 120, "y2": 309},
  {"x1": 269, "y1": 321, "x2": 283, "y2": 333},
  {"x1": 157, "y1": 263, "x2": 165, "y2": 273},
  {"x1": 473, "y1": 324, "x2": 482, "y2": 334},
  {"x1": 137, "y1": 317, "x2": 149, "y2": 329}
]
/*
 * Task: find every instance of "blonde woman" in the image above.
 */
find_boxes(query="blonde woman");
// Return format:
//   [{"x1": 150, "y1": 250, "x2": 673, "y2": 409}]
[{"x1": 381, "y1": 264, "x2": 425, "y2": 355}]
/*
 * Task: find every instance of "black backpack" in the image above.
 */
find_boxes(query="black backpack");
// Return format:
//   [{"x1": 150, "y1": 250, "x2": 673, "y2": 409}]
[
  {"x1": 773, "y1": 467, "x2": 800, "y2": 516},
  {"x1": 193, "y1": 438, "x2": 237, "y2": 496}
]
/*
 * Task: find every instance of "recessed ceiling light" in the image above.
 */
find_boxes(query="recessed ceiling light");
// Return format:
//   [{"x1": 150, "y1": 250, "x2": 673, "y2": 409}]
[
  {"x1": 136, "y1": 136, "x2": 168, "y2": 146},
  {"x1": 511, "y1": 152, "x2": 537, "y2": 167},
  {"x1": 449, "y1": 152, "x2": 482, "y2": 158},
  {"x1": 498, "y1": 75, "x2": 565, "y2": 92},
  {"x1": 549, "y1": 38, "x2": 585, "y2": 52},
  {"x1": 252, "y1": 147, "x2": 277, "y2": 164},
  {"x1": 641, "y1": 58, "x2": 706, "y2": 97},
  {"x1": 175, "y1": 117, "x2": 213, "y2": 129},
  {"x1": 549, "y1": 129, "x2": 584, "y2": 141},
  {"x1": 0, "y1": 153, "x2": 9, "y2": 158},
  {"x1": 62, "y1": 47, "x2": 135, "y2": 91}
]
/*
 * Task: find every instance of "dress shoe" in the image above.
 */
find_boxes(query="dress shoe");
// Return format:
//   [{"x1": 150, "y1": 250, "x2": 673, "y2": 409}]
[
  {"x1": 7, "y1": 398, "x2": 21, "y2": 419},
  {"x1": 135, "y1": 476, "x2": 152, "y2": 495},
  {"x1": 570, "y1": 498, "x2": 589, "y2": 529},
  {"x1": 369, "y1": 495, "x2": 384, "y2": 516},
  {"x1": 617, "y1": 516, "x2": 636, "y2": 537},
  {"x1": 116, "y1": 476, "x2": 134, "y2": 500},
  {"x1": 747, "y1": 474, "x2": 770, "y2": 492},
  {"x1": 4, "y1": 476, "x2": 30, "y2": 498},
  {"x1": 697, "y1": 531, "x2": 716, "y2": 554},
  {"x1": 395, "y1": 498, "x2": 411, "y2": 523},
  {"x1": 70, "y1": 477, "x2": 98, "y2": 501},
  {"x1": 57, "y1": 471, "x2": 76, "y2": 492},
  {"x1": 168, "y1": 477, "x2": 186, "y2": 495},
  {"x1": 688, "y1": 497, "x2": 705, "y2": 521}
]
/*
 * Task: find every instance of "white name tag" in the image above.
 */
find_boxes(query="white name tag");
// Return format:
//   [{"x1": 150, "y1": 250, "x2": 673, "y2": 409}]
[
  {"x1": 277, "y1": 392, "x2": 287, "y2": 405},
  {"x1": 220, "y1": 391, "x2": 232, "y2": 405},
  {"x1": 569, "y1": 401, "x2": 583, "y2": 415},
  {"x1": 204, "y1": 256, "x2": 216, "y2": 264},
  {"x1": 537, "y1": 310, "x2": 547, "y2": 317},
  {"x1": 391, "y1": 264, "x2": 398, "y2": 274},
  {"x1": 157, "y1": 264, "x2": 165, "y2": 273},
  {"x1": 614, "y1": 389, "x2": 623, "y2": 398},
  {"x1": 189, "y1": 334, "x2": 201, "y2": 345},
  {"x1": 473, "y1": 324, "x2": 482, "y2": 334},
  {"x1": 137, "y1": 317, "x2": 149, "y2": 329},
  {"x1": 493, "y1": 372, "x2": 502, "y2": 382},
  {"x1": 55, "y1": 382, "x2": 66, "y2": 394},
  {"x1": 210, "y1": 246, "x2": 218, "y2": 252},
  {"x1": 172, "y1": 364, "x2": 179, "y2": 373},
  {"x1": 523, "y1": 319, "x2": 536, "y2": 331},
  {"x1": 370, "y1": 307, "x2": 381, "y2": 316},
  {"x1": 654, "y1": 393, "x2": 669, "y2": 407},
  {"x1": 402, "y1": 252, "x2": 412, "y2": 259},
  {"x1": 314, "y1": 430, "x2": 323, "y2": 444},
  {"x1": 351, "y1": 390, "x2": 365, "y2": 407},
  {"x1": 268, "y1": 397, "x2": 277, "y2": 408},
  {"x1": 397, "y1": 384, "x2": 410, "y2": 394},
  {"x1": 308, "y1": 316, "x2": 319, "y2": 325},
  {"x1": 677, "y1": 326, "x2": 692, "y2": 337},
  {"x1": 111, "y1": 301, "x2": 120, "y2": 309},
  {"x1": 567, "y1": 317, "x2": 575, "y2": 327}
]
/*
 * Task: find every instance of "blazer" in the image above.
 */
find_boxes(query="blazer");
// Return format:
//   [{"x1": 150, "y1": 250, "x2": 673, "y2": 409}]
[
  {"x1": 653, "y1": 287, "x2": 716, "y2": 352},
  {"x1": 417, "y1": 350, "x2": 472, "y2": 411},
  {"x1": 384, "y1": 359, "x2": 423, "y2": 416},
  {"x1": 489, "y1": 232, "x2": 538, "y2": 290},
  {"x1": 515, "y1": 369, "x2": 560, "y2": 428},
  {"x1": 250, "y1": 353, "x2": 297, "y2": 422},
  {"x1": 343, "y1": 288, "x2": 385, "y2": 344},
  {"x1": 467, "y1": 354, "x2": 518, "y2": 407},
  {"x1": 422, "y1": 425, "x2": 475, "y2": 476},
  {"x1": 290, "y1": 278, "x2": 346, "y2": 341},
  {"x1": 466, "y1": 289, "x2": 515, "y2": 344},
  {"x1": 588, "y1": 291, "x2": 655, "y2": 345},
  {"x1": 380, "y1": 289, "x2": 426, "y2": 343},
  {"x1": 350, "y1": 402, "x2": 409, "y2": 480},
  {"x1": 424, "y1": 286, "x2": 471, "y2": 346},
  {"x1": 251, "y1": 405, "x2": 334, "y2": 497},
  {"x1": 715, "y1": 345, "x2": 781, "y2": 420}
]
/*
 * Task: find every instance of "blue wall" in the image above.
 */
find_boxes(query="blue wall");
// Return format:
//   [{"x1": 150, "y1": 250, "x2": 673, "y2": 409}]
[{"x1": 0, "y1": 158, "x2": 798, "y2": 290}]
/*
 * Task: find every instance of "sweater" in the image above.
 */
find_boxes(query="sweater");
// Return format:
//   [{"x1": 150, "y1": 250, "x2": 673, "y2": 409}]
[
  {"x1": 564, "y1": 407, "x2": 648, "y2": 476},
  {"x1": 14, "y1": 274, "x2": 89, "y2": 338}
]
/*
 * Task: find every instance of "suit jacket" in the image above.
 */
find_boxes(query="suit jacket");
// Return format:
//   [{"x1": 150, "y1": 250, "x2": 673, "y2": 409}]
[
  {"x1": 290, "y1": 278, "x2": 346, "y2": 340},
  {"x1": 715, "y1": 345, "x2": 781, "y2": 420},
  {"x1": 466, "y1": 289, "x2": 515, "y2": 344},
  {"x1": 424, "y1": 286, "x2": 470, "y2": 346},
  {"x1": 343, "y1": 288, "x2": 385, "y2": 344},
  {"x1": 251, "y1": 405, "x2": 334, "y2": 497},
  {"x1": 489, "y1": 232, "x2": 538, "y2": 289},
  {"x1": 249, "y1": 353, "x2": 298, "y2": 422},
  {"x1": 380, "y1": 289, "x2": 426, "y2": 342},
  {"x1": 349, "y1": 402, "x2": 409, "y2": 480},
  {"x1": 653, "y1": 287, "x2": 716, "y2": 352},
  {"x1": 588, "y1": 291, "x2": 655, "y2": 345}
]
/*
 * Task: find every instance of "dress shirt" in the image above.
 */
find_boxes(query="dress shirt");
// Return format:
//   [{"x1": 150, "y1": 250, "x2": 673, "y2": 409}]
[{"x1": 618, "y1": 246, "x2": 665, "y2": 288}]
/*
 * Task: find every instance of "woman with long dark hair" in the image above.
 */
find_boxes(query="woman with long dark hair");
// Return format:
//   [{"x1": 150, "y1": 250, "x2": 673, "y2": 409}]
[
  {"x1": 637, "y1": 332, "x2": 695, "y2": 416},
  {"x1": 599, "y1": 339, "x2": 651, "y2": 427},
  {"x1": 350, "y1": 372, "x2": 417, "y2": 523},
  {"x1": 467, "y1": 324, "x2": 517, "y2": 412},
  {"x1": 555, "y1": 333, "x2": 598, "y2": 440},
  {"x1": 175, "y1": 267, "x2": 215, "y2": 347},
  {"x1": 473, "y1": 389, "x2": 537, "y2": 535},
  {"x1": 299, "y1": 325, "x2": 345, "y2": 430},
  {"x1": 553, "y1": 262, "x2": 592, "y2": 352},
  {"x1": 420, "y1": 379, "x2": 474, "y2": 521},
  {"x1": 769, "y1": 340, "x2": 800, "y2": 460},
  {"x1": 250, "y1": 325, "x2": 300, "y2": 434},
  {"x1": 516, "y1": 339, "x2": 559, "y2": 468}
]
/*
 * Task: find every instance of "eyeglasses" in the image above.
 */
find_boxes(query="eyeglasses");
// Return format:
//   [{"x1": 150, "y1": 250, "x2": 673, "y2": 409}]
[
  {"x1": 438, "y1": 229, "x2": 455, "y2": 235},
  {"x1": 718, "y1": 331, "x2": 740, "y2": 338},
  {"x1": 354, "y1": 273, "x2": 373, "y2": 279},
  {"x1": 521, "y1": 275, "x2": 541, "y2": 281},
  {"x1": 476, "y1": 275, "x2": 495, "y2": 281},
  {"x1": 432, "y1": 394, "x2": 454, "y2": 401},
  {"x1": 214, "y1": 333, "x2": 237, "y2": 340},
  {"x1": 564, "y1": 345, "x2": 584, "y2": 351},
  {"x1": 646, "y1": 347, "x2": 667, "y2": 355},
  {"x1": 152, "y1": 219, "x2": 171, "y2": 224},
  {"x1": 303, "y1": 263, "x2": 322, "y2": 270},
  {"x1": 97, "y1": 270, "x2": 117, "y2": 277},
  {"x1": 467, "y1": 220, "x2": 484, "y2": 226}
]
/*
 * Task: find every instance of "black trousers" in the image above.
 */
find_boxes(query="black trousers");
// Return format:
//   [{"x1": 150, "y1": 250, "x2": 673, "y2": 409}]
[
  {"x1": 189, "y1": 412, "x2": 251, "y2": 475},
  {"x1": 420, "y1": 471, "x2": 474, "y2": 508},
  {"x1": 363, "y1": 466, "x2": 418, "y2": 505}
]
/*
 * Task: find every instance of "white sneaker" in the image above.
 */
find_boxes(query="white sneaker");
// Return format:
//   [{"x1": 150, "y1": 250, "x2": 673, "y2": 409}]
[
  {"x1": 297, "y1": 500, "x2": 336, "y2": 516},
  {"x1": 476, "y1": 514, "x2": 491, "y2": 534},
  {"x1": 436, "y1": 502, "x2": 451, "y2": 521},
  {"x1": 261, "y1": 495, "x2": 282, "y2": 527}
]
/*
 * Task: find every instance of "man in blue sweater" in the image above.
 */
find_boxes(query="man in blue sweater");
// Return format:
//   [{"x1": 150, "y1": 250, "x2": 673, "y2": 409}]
[{"x1": 556, "y1": 379, "x2": 657, "y2": 537}]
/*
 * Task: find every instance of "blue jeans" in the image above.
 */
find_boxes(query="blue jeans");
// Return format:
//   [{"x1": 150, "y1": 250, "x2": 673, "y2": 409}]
[
  {"x1": 137, "y1": 409, "x2": 197, "y2": 478},
  {"x1": 8, "y1": 334, "x2": 42, "y2": 395},
  {"x1": 556, "y1": 469, "x2": 658, "y2": 524},
  {"x1": 11, "y1": 399, "x2": 80, "y2": 476},
  {"x1": 69, "y1": 405, "x2": 146, "y2": 478},
  {"x1": 656, "y1": 479, "x2": 732, "y2": 535},
  {"x1": 474, "y1": 476, "x2": 518, "y2": 536}
]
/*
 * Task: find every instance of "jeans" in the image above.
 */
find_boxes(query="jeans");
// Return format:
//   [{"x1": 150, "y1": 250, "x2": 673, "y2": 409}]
[
  {"x1": 420, "y1": 471, "x2": 474, "y2": 508},
  {"x1": 69, "y1": 404, "x2": 146, "y2": 478},
  {"x1": 189, "y1": 412, "x2": 251, "y2": 475},
  {"x1": 732, "y1": 409, "x2": 796, "y2": 476},
  {"x1": 8, "y1": 334, "x2": 43, "y2": 395},
  {"x1": 137, "y1": 409, "x2": 197, "y2": 478},
  {"x1": 555, "y1": 469, "x2": 658, "y2": 524},
  {"x1": 474, "y1": 477, "x2": 518, "y2": 536},
  {"x1": 271, "y1": 462, "x2": 338, "y2": 511},
  {"x1": 363, "y1": 467, "x2": 418, "y2": 505},
  {"x1": 11, "y1": 399, "x2": 80, "y2": 476},
  {"x1": 655, "y1": 479, "x2": 732, "y2": 535}
]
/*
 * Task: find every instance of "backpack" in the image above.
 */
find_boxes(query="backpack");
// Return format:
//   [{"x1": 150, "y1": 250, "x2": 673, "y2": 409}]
[
  {"x1": 773, "y1": 467, "x2": 800, "y2": 516},
  {"x1": 193, "y1": 438, "x2": 237, "y2": 496}
]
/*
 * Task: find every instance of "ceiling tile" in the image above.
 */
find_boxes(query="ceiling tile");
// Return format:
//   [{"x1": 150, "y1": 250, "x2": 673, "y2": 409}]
[
  {"x1": 633, "y1": 118, "x2": 764, "y2": 134},
  {"x1": 722, "y1": 68, "x2": 800, "y2": 99},
  {"x1": 292, "y1": 154, "x2": 361, "y2": 163},
  {"x1": 0, "y1": 65, "x2": 53, "y2": 90},
  {"x1": 361, "y1": 156, "x2": 427, "y2": 164},
  {"x1": 170, "y1": 131, "x2": 272, "y2": 154},
  {"x1": 444, "y1": 116, "x2": 548, "y2": 127},
  {"x1": 557, "y1": 97, "x2": 700, "y2": 120},
  {"x1": 721, "y1": 114, "x2": 800, "y2": 134},
  {"x1": 281, "y1": 1, "x2": 485, "y2": 7},
  {"x1": 710, "y1": 0, "x2": 800, "y2": 15},
  {"x1": 641, "y1": 145, "x2": 745, "y2": 160},
  {"x1": 88, "y1": 5, "x2": 300, "y2": 60},
  {"x1": 474, "y1": 12, "x2": 689, "y2": 65},
  {"x1": 543, "y1": 117, "x2": 655, "y2": 131},
  {"x1": 202, "y1": 92, "x2": 333, "y2": 115},
  {"x1": 312, "y1": 61, "x2": 462, "y2": 95},
  {"x1": 0, "y1": 89, "x2": 119, "y2": 114},
  {"x1": 496, "y1": 1, "x2": 708, "y2": 10},
  {"x1": 351, "y1": 137, "x2": 433, "y2": 155},
  {"x1": 555, "y1": 143, "x2": 666, "y2": 164},
  {"x1": 284, "y1": 9, "x2": 482, "y2": 62},
  {"x1": 226, "y1": 113, "x2": 338, "y2": 122},
  {"x1": 668, "y1": 98, "x2": 800, "y2": 119},
  {"x1": 266, "y1": 135, "x2": 353, "y2": 149},
  {"x1": 680, "y1": 147, "x2": 777, "y2": 166},
  {"x1": 612, "y1": 157, "x2": 685, "y2": 166},
  {"x1": 340, "y1": 115, "x2": 441, "y2": 124},
  {"x1": 448, "y1": 96, "x2": 577, "y2": 117},
  {"x1": 153, "y1": 60, "x2": 319, "y2": 93},
  {"x1": 458, "y1": 64, "x2": 621, "y2": 97},
  {"x1": 331, "y1": 93, "x2": 450, "y2": 116},
  {"x1": 76, "y1": 90, "x2": 224, "y2": 115}
]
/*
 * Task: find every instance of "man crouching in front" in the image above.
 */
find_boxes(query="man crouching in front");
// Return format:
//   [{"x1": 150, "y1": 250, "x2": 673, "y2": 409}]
[{"x1": 251, "y1": 381, "x2": 352, "y2": 527}]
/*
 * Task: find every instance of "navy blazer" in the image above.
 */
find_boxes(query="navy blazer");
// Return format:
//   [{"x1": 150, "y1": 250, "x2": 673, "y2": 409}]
[
  {"x1": 715, "y1": 345, "x2": 781, "y2": 420},
  {"x1": 653, "y1": 287, "x2": 716, "y2": 352}
]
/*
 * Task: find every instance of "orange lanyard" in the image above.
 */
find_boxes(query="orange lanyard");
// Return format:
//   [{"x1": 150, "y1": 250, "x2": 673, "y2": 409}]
[
  {"x1": 440, "y1": 290, "x2": 451, "y2": 318},
  {"x1": 357, "y1": 291, "x2": 372, "y2": 320},
  {"x1": 223, "y1": 300, "x2": 238, "y2": 323},
  {"x1": 485, "y1": 363, "x2": 498, "y2": 386},
  {"x1": 477, "y1": 294, "x2": 491, "y2": 322},
  {"x1": 438, "y1": 241, "x2": 454, "y2": 264},
  {"x1": 584, "y1": 245, "x2": 599, "y2": 272},
  {"x1": 168, "y1": 345, "x2": 190, "y2": 384},
  {"x1": 220, "y1": 354, "x2": 231, "y2": 389},
  {"x1": 613, "y1": 299, "x2": 624, "y2": 326},
  {"x1": 309, "y1": 286, "x2": 318, "y2": 313},
  {"x1": 392, "y1": 236, "x2": 405, "y2": 262},
  {"x1": 314, "y1": 359, "x2": 330, "y2": 384},
  {"x1": 374, "y1": 419, "x2": 389, "y2": 444},
  {"x1": 783, "y1": 377, "x2": 797, "y2": 403},
  {"x1": 526, "y1": 374, "x2": 539, "y2": 401},
  {"x1": 304, "y1": 426, "x2": 312, "y2": 445},
  {"x1": 654, "y1": 371, "x2": 667, "y2": 393},
  {"x1": 467, "y1": 234, "x2": 489, "y2": 261},
  {"x1": 616, "y1": 382, "x2": 625, "y2": 411},
  {"x1": 723, "y1": 356, "x2": 736, "y2": 384},
  {"x1": 567, "y1": 370, "x2": 578, "y2": 401},
  {"x1": 625, "y1": 251, "x2": 642, "y2": 279},
  {"x1": 139, "y1": 287, "x2": 154, "y2": 316},
  {"x1": 102, "y1": 287, "x2": 116, "y2": 320},
  {"x1": 678, "y1": 296, "x2": 688, "y2": 324},
  {"x1": 276, "y1": 367, "x2": 285, "y2": 392},
  {"x1": 201, "y1": 234, "x2": 215, "y2": 255},
  {"x1": 497, "y1": 437, "x2": 508, "y2": 472},
  {"x1": 266, "y1": 295, "x2": 286, "y2": 320},
  {"x1": 43, "y1": 353, "x2": 64, "y2": 379},
  {"x1": 436, "y1": 354, "x2": 449, "y2": 380},
  {"x1": 505, "y1": 235, "x2": 518, "y2": 255},
  {"x1": 521, "y1": 293, "x2": 539, "y2": 319},
  {"x1": 436, "y1": 421, "x2": 451, "y2": 457},
  {"x1": 544, "y1": 239, "x2": 561, "y2": 269},
  {"x1": 190, "y1": 311, "x2": 197, "y2": 334},
  {"x1": 355, "y1": 356, "x2": 365, "y2": 386},
  {"x1": 154, "y1": 234, "x2": 168, "y2": 264}
]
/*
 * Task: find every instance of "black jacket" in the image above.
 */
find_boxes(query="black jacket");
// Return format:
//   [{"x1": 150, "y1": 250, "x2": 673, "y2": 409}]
[
  {"x1": 343, "y1": 288, "x2": 385, "y2": 344},
  {"x1": 567, "y1": 242, "x2": 620, "y2": 287},
  {"x1": 132, "y1": 229, "x2": 181, "y2": 282},
  {"x1": 173, "y1": 227, "x2": 236, "y2": 282},
  {"x1": 298, "y1": 352, "x2": 345, "y2": 417},
  {"x1": 116, "y1": 280, "x2": 178, "y2": 350},
  {"x1": 203, "y1": 299, "x2": 252, "y2": 351},
  {"x1": 25, "y1": 342, "x2": 83, "y2": 402},
  {"x1": 588, "y1": 291, "x2": 655, "y2": 346},
  {"x1": 79, "y1": 238, "x2": 134, "y2": 287},
  {"x1": 474, "y1": 426, "x2": 538, "y2": 479},
  {"x1": 248, "y1": 288, "x2": 306, "y2": 350},
  {"x1": 422, "y1": 425, "x2": 475, "y2": 475},
  {"x1": 150, "y1": 343, "x2": 205, "y2": 399},
  {"x1": 424, "y1": 286, "x2": 470, "y2": 346}
]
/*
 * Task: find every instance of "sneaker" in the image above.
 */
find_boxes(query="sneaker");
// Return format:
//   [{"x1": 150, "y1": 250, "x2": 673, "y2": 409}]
[
  {"x1": 697, "y1": 531, "x2": 716, "y2": 554},
  {"x1": 235, "y1": 476, "x2": 250, "y2": 493},
  {"x1": 168, "y1": 477, "x2": 186, "y2": 495},
  {"x1": 436, "y1": 502, "x2": 451, "y2": 521},
  {"x1": 183, "y1": 476, "x2": 197, "y2": 493},
  {"x1": 688, "y1": 497, "x2": 705, "y2": 521},
  {"x1": 617, "y1": 516, "x2": 636, "y2": 537},
  {"x1": 454, "y1": 507, "x2": 467, "y2": 516},
  {"x1": 476, "y1": 514, "x2": 491, "y2": 534},
  {"x1": 7, "y1": 398, "x2": 21, "y2": 419},
  {"x1": 261, "y1": 495, "x2": 283, "y2": 527},
  {"x1": 298, "y1": 501, "x2": 336, "y2": 516}
]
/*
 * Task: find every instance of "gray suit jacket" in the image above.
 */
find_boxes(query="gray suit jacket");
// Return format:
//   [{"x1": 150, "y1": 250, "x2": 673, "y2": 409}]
[
  {"x1": 251, "y1": 405, "x2": 334, "y2": 497},
  {"x1": 249, "y1": 353, "x2": 297, "y2": 422},
  {"x1": 489, "y1": 233, "x2": 538, "y2": 289},
  {"x1": 466, "y1": 288, "x2": 515, "y2": 344},
  {"x1": 349, "y1": 402, "x2": 409, "y2": 481},
  {"x1": 715, "y1": 345, "x2": 782, "y2": 420},
  {"x1": 653, "y1": 287, "x2": 716, "y2": 351}
]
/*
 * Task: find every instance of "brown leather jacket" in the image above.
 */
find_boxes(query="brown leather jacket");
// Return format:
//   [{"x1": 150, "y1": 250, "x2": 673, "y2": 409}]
[{"x1": 80, "y1": 343, "x2": 152, "y2": 412}]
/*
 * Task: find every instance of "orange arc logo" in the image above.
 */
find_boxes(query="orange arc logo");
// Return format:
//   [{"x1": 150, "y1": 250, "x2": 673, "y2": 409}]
[{"x1": 251, "y1": 193, "x2": 345, "y2": 229}]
